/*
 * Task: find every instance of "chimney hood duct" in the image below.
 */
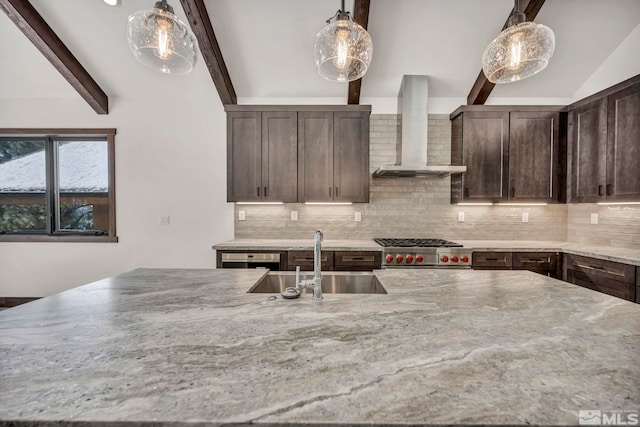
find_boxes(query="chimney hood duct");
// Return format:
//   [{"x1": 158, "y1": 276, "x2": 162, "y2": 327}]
[{"x1": 372, "y1": 75, "x2": 466, "y2": 178}]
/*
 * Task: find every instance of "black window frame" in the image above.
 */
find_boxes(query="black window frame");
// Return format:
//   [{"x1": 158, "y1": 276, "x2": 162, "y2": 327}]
[{"x1": 0, "y1": 129, "x2": 117, "y2": 243}]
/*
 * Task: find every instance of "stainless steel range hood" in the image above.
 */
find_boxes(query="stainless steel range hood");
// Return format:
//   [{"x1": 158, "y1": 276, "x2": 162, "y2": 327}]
[{"x1": 372, "y1": 75, "x2": 466, "y2": 178}]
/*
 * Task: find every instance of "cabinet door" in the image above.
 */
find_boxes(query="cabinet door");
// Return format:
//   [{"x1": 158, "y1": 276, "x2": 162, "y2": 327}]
[
  {"x1": 333, "y1": 112, "x2": 370, "y2": 202},
  {"x1": 606, "y1": 83, "x2": 640, "y2": 201},
  {"x1": 334, "y1": 251, "x2": 381, "y2": 271},
  {"x1": 569, "y1": 98, "x2": 607, "y2": 203},
  {"x1": 262, "y1": 112, "x2": 298, "y2": 202},
  {"x1": 461, "y1": 112, "x2": 509, "y2": 202},
  {"x1": 472, "y1": 251, "x2": 513, "y2": 269},
  {"x1": 564, "y1": 254, "x2": 636, "y2": 301},
  {"x1": 227, "y1": 112, "x2": 261, "y2": 201},
  {"x1": 513, "y1": 252, "x2": 560, "y2": 278},
  {"x1": 298, "y1": 112, "x2": 334, "y2": 202},
  {"x1": 509, "y1": 112, "x2": 560, "y2": 202},
  {"x1": 287, "y1": 250, "x2": 334, "y2": 271}
]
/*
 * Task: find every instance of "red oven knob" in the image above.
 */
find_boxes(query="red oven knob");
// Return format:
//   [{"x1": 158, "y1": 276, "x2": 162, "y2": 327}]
[
  {"x1": 441, "y1": 256, "x2": 449, "y2": 263},
  {"x1": 396, "y1": 255, "x2": 404, "y2": 263},
  {"x1": 406, "y1": 255, "x2": 414, "y2": 263},
  {"x1": 461, "y1": 255, "x2": 469, "y2": 263},
  {"x1": 416, "y1": 255, "x2": 424, "y2": 263},
  {"x1": 452, "y1": 256, "x2": 459, "y2": 262},
  {"x1": 386, "y1": 255, "x2": 394, "y2": 263}
]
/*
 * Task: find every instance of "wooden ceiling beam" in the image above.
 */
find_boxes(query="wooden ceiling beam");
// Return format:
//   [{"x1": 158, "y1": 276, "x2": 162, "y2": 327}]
[
  {"x1": 347, "y1": 0, "x2": 371, "y2": 105},
  {"x1": 0, "y1": 0, "x2": 109, "y2": 114},
  {"x1": 466, "y1": 0, "x2": 546, "y2": 105},
  {"x1": 179, "y1": 0, "x2": 237, "y2": 105}
]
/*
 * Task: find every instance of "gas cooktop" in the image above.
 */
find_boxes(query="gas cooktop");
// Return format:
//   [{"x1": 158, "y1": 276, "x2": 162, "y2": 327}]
[
  {"x1": 373, "y1": 238, "x2": 463, "y2": 248},
  {"x1": 373, "y1": 238, "x2": 470, "y2": 268}
]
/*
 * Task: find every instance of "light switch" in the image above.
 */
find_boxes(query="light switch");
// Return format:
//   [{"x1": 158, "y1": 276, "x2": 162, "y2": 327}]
[
  {"x1": 238, "y1": 210, "x2": 246, "y2": 221},
  {"x1": 291, "y1": 211, "x2": 298, "y2": 221},
  {"x1": 522, "y1": 212, "x2": 529, "y2": 223},
  {"x1": 159, "y1": 215, "x2": 170, "y2": 226},
  {"x1": 355, "y1": 211, "x2": 362, "y2": 222},
  {"x1": 457, "y1": 212, "x2": 464, "y2": 222},
  {"x1": 590, "y1": 213, "x2": 598, "y2": 224}
]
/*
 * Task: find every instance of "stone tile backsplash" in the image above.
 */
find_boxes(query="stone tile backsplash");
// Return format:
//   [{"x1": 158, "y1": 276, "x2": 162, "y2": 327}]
[
  {"x1": 234, "y1": 114, "x2": 571, "y2": 243},
  {"x1": 567, "y1": 203, "x2": 640, "y2": 249}
]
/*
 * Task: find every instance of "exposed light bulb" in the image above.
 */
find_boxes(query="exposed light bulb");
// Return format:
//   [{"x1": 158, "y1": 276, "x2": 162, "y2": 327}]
[
  {"x1": 103, "y1": 0, "x2": 119, "y2": 6},
  {"x1": 507, "y1": 32, "x2": 523, "y2": 71},
  {"x1": 155, "y1": 16, "x2": 173, "y2": 59},
  {"x1": 334, "y1": 26, "x2": 350, "y2": 70}
]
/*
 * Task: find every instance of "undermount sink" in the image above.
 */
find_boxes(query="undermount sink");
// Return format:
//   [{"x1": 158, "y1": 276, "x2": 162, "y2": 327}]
[{"x1": 248, "y1": 271, "x2": 387, "y2": 295}]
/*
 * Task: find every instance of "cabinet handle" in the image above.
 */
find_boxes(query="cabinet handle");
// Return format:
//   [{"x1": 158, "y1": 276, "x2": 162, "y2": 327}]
[
  {"x1": 522, "y1": 258, "x2": 547, "y2": 263},
  {"x1": 329, "y1": 187, "x2": 332, "y2": 197},
  {"x1": 257, "y1": 187, "x2": 261, "y2": 197},
  {"x1": 510, "y1": 187, "x2": 515, "y2": 198},
  {"x1": 335, "y1": 187, "x2": 339, "y2": 197},
  {"x1": 598, "y1": 185, "x2": 604, "y2": 196},
  {"x1": 606, "y1": 184, "x2": 612, "y2": 196},
  {"x1": 343, "y1": 256, "x2": 374, "y2": 262},
  {"x1": 486, "y1": 258, "x2": 499, "y2": 261},
  {"x1": 574, "y1": 263, "x2": 622, "y2": 275},
  {"x1": 264, "y1": 187, "x2": 268, "y2": 197}
]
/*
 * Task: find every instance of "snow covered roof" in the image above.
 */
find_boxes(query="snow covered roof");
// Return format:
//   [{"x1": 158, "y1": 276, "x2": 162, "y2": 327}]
[{"x1": 0, "y1": 141, "x2": 108, "y2": 192}]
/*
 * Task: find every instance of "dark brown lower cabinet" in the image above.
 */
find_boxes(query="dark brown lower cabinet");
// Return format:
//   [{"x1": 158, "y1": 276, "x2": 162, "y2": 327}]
[
  {"x1": 472, "y1": 251, "x2": 560, "y2": 278},
  {"x1": 287, "y1": 250, "x2": 334, "y2": 271},
  {"x1": 564, "y1": 254, "x2": 636, "y2": 302},
  {"x1": 513, "y1": 252, "x2": 561, "y2": 279},
  {"x1": 286, "y1": 250, "x2": 382, "y2": 272},
  {"x1": 472, "y1": 251, "x2": 513, "y2": 269},
  {"x1": 636, "y1": 267, "x2": 640, "y2": 303},
  {"x1": 334, "y1": 251, "x2": 382, "y2": 271}
]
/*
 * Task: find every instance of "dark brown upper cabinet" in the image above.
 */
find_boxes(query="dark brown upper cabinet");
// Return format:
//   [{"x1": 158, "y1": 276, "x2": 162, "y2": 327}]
[
  {"x1": 227, "y1": 111, "x2": 297, "y2": 202},
  {"x1": 568, "y1": 75, "x2": 640, "y2": 203},
  {"x1": 451, "y1": 106, "x2": 565, "y2": 204},
  {"x1": 298, "y1": 110, "x2": 370, "y2": 203},
  {"x1": 226, "y1": 105, "x2": 370, "y2": 203}
]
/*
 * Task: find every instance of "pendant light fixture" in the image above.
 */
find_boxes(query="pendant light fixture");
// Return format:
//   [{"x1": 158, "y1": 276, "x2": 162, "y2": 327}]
[
  {"x1": 482, "y1": 0, "x2": 555, "y2": 84},
  {"x1": 313, "y1": 0, "x2": 373, "y2": 82},
  {"x1": 127, "y1": 0, "x2": 198, "y2": 75}
]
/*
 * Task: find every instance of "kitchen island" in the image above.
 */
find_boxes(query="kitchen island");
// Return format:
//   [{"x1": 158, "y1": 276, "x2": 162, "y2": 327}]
[{"x1": 1, "y1": 268, "x2": 639, "y2": 426}]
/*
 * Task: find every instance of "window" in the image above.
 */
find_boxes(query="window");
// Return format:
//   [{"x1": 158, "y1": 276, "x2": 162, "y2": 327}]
[{"x1": 0, "y1": 129, "x2": 117, "y2": 242}]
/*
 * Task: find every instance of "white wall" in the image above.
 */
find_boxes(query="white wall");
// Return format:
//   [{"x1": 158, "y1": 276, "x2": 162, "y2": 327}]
[
  {"x1": 573, "y1": 22, "x2": 640, "y2": 101},
  {"x1": 0, "y1": 93, "x2": 232, "y2": 297}
]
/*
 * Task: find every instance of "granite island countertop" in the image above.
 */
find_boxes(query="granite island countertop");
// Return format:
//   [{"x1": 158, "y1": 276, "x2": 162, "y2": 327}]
[{"x1": 1, "y1": 268, "x2": 639, "y2": 426}]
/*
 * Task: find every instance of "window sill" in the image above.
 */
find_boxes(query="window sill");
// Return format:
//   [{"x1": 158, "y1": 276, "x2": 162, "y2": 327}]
[{"x1": 0, "y1": 235, "x2": 118, "y2": 243}]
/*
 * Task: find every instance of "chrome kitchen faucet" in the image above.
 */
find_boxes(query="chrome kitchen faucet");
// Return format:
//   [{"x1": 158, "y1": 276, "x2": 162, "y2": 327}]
[{"x1": 295, "y1": 230, "x2": 323, "y2": 301}]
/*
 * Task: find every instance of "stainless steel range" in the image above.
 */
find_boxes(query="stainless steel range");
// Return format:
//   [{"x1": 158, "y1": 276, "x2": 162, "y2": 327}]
[{"x1": 374, "y1": 238, "x2": 472, "y2": 268}]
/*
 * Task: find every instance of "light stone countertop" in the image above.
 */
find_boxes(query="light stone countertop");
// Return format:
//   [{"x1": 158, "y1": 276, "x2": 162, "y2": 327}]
[
  {"x1": 212, "y1": 238, "x2": 383, "y2": 251},
  {"x1": 459, "y1": 240, "x2": 640, "y2": 266},
  {"x1": 1, "y1": 268, "x2": 639, "y2": 426},
  {"x1": 213, "y1": 239, "x2": 640, "y2": 266}
]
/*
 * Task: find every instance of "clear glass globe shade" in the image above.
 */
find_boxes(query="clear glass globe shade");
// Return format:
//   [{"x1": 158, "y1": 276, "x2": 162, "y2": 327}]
[
  {"x1": 314, "y1": 19, "x2": 373, "y2": 82},
  {"x1": 482, "y1": 22, "x2": 555, "y2": 84},
  {"x1": 127, "y1": 8, "x2": 198, "y2": 75}
]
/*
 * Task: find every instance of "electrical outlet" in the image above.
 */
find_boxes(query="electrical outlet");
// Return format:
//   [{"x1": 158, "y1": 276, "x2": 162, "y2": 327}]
[
  {"x1": 291, "y1": 211, "x2": 298, "y2": 221},
  {"x1": 590, "y1": 213, "x2": 598, "y2": 224},
  {"x1": 159, "y1": 215, "x2": 170, "y2": 226},
  {"x1": 238, "y1": 210, "x2": 246, "y2": 221},
  {"x1": 522, "y1": 212, "x2": 529, "y2": 223},
  {"x1": 355, "y1": 211, "x2": 362, "y2": 222},
  {"x1": 457, "y1": 212, "x2": 464, "y2": 222}
]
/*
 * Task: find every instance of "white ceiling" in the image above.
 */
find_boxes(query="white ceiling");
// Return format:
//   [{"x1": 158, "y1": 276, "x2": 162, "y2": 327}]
[{"x1": 1, "y1": 0, "x2": 639, "y2": 105}]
